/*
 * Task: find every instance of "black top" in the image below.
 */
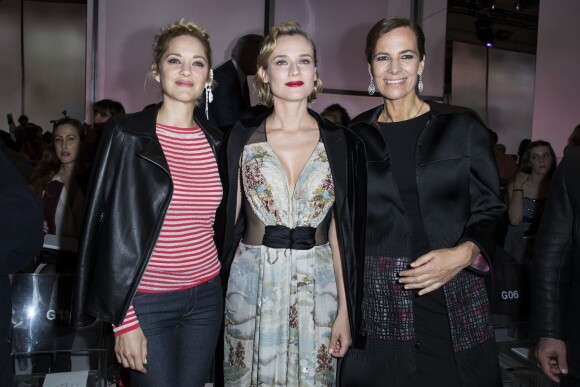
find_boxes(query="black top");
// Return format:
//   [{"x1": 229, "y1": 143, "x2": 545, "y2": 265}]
[
  {"x1": 378, "y1": 112, "x2": 430, "y2": 258},
  {"x1": 380, "y1": 112, "x2": 460, "y2": 386}
]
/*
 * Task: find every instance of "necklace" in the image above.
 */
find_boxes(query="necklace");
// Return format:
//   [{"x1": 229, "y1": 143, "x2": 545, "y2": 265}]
[{"x1": 381, "y1": 101, "x2": 425, "y2": 123}]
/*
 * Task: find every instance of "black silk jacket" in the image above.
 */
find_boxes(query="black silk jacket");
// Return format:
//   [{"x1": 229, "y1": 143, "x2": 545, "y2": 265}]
[
  {"x1": 71, "y1": 104, "x2": 225, "y2": 326},
  {"x1": 350, "y1": 101, "x2": 506, "y2": 261},
  {"x1": 531, "y1": 146, "x2": 580, "y2": 378},
  {"x1": 349, "y1": 101, "x2": 506, "y2": 386},
  {"x1": 220, "y1": 108, "x2": 367, "y2": 342}
]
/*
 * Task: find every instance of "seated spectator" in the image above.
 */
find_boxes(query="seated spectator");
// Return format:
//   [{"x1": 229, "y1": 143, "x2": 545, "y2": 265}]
[
  {"x1": 29, "y1": 118, "x2": 89, "y2": 272},
  {"x1": 321, "y1": 103, "x2": 351, "y2": 126},
  {"x1": 504, "y1": 140, "x2": 557, "y2": 262}
]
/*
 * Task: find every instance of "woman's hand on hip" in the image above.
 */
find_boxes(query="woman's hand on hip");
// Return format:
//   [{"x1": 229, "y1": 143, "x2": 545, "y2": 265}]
[
  {"x1": 115, "y1": 327, "x2": 148, "y2": 373},
  {"x1": 398, "y1": 242, "x2": 476, "y2": 295}
]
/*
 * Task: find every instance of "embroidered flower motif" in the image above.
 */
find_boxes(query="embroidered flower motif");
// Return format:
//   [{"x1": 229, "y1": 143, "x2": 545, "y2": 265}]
[
  {"x1": 307, "y1": 172, "x2": 335, "y2": 223},
  {"x1": 227, "y1": 341, "x2": 247, "y2": 369},
  {"x1": 242, "y1": 146, "x2": 280, "y2": 222},
  {"x1": 289, "y1": 301, "x2": 298, "y2": 328},
  {"x1": 315, "y1": 344, "x2": 334, "y2": 373}
]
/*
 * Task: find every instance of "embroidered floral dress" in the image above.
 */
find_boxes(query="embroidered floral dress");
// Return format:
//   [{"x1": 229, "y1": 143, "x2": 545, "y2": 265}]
[{"x1": 224, "y1": 139, "x2": 338, "y2": 386}]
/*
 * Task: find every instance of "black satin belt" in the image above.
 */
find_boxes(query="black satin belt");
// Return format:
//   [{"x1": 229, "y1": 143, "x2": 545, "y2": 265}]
[{"x1": 262, "y1": 225, "x2": 317, "y2": 250}]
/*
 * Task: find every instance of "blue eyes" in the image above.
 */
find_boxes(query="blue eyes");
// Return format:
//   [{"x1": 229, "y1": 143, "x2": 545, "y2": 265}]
[{"x1": 274, "y1": 59, "x2": 311, "y2": 66}]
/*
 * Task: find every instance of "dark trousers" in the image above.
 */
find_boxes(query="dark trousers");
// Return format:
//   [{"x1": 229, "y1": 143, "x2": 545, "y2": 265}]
[
  {"x1": 339, "y1": 289, "x2": 460, "y2": 387},
  {"x1": 561, "y1": 374, "x2": 580, "y2": 387},
  {"x1": 130, "y1": 276, "x2": 223, "y2": 387}
]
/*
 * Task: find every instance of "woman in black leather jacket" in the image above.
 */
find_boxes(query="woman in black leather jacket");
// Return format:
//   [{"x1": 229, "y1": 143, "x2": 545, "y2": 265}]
[
  {"x1": 532, "y1": 146, "x2": 580, "y2": 386},
  {"x1": 73, "y1": 20, "x2": 225, "y2": 387}
]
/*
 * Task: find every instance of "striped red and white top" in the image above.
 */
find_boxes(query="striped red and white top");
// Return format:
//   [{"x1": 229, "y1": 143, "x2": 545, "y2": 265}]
[{"x1": 114, "y1": 124, "x2": 222, "y2": 335}]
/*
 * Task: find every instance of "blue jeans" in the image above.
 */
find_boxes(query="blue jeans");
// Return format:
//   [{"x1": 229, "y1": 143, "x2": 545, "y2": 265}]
[{"x1": 130, "y1": 276, "x2": 223, "y2": 387}]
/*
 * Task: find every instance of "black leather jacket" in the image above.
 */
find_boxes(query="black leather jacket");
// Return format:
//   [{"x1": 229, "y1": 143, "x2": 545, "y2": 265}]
[
  {"x1": 531, "y1": 146, "x2": 580, "y2": 377},
  {"x1": 71, "y1": 104, "x2": 224, "y2": 326}
]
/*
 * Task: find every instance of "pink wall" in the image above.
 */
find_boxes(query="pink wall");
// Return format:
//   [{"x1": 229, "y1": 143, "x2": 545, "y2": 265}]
[
  {"x1": 532, "y1": 0, "x2": 580, "y2": 158},
  {"x1": 91, "y1": 0, "x2": 264, "y2": 116},
  {"x1": 0, "y1": 0, "x2": 85, "y2": 131},
  {"x1": 90, "y1": 0, "x2": 448, "y2": 120}
]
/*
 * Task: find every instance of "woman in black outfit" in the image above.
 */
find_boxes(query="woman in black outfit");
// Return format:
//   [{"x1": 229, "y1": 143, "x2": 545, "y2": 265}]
[{"x1": 340, "y1": 17, "x2": 506, "y2": 387}]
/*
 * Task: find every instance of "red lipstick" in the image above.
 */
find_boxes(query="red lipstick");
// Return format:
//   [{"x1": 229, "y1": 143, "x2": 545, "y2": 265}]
[{"x1": 285, "y1": 81, "x2": 304, "y2": 87}]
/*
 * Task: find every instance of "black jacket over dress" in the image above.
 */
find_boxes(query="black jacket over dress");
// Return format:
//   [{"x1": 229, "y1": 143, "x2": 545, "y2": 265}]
[
  {"x1": 71, "y1": 104, "x2": 225, "y2": 327},
  {"x1": 348, "y1": 101, "x2": 506, "y2": 386},
  {"x1": 220, "y1": 108, "x2": 367, "y2": 345},
  {"x1": 531, "y1": 146, "x2": 580, "y2": 379},
  {"x1": 0, "y1": 153, "x2": 44, "y2": 385}
]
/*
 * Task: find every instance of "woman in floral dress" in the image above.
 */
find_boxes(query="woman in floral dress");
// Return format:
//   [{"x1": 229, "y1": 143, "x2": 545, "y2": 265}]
[{"x1": 221, "y1": 21, "x2": 366, "y2": 386}]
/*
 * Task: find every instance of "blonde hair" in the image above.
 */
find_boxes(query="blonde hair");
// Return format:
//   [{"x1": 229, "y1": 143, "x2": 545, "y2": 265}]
[
  {"x1": 254, "y1": 20, "x2": 323, "y2": 106},
  {"x1": 152, "y1": 19, "x2": 213, "y2": 76}
]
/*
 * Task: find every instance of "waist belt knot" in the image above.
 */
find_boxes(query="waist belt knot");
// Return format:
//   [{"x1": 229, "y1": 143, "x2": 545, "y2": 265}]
[{"x1": 262, "y1": 225, "x2": 316, "y2": 250}]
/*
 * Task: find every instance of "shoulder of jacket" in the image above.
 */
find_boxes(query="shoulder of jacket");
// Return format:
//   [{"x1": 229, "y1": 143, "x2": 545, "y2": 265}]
[
  {"x1": 428, "y1": 101, "x2": 483, "y2": 122},
  {"x1": 349, "y1": 105, "x2": 382, "y2": 127}
]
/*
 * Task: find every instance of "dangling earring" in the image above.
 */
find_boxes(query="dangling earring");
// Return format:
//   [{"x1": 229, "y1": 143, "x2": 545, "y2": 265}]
[
  {"x1": 368, "y1": 75, "x2": 375, "y2": 95},
  {"x1": 417, "y1": 73, "x2": 424, "y2": 93},
  {"x1": 205, "y1": 69, "x2": 214, "y2": 119}
]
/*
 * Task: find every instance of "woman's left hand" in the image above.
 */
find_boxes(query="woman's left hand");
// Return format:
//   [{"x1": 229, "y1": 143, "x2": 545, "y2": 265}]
[
  {"x1": 398, "y1": 242, "x2": 475, "y2": 295},
  {"x1": 329, "y1": 312, "x2": 351, "y2": 358}
]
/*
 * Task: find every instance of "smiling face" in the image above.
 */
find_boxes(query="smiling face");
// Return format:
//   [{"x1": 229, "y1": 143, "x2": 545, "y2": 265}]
[
  {"x1": 54, "y1": 123, "x2": 81, "y2": 166},
  {"x1": 153, "y1": 35, "x2": 209, "y2": 106},
  {"x1": 258, "y1": 34, "x2": 317, "y2": 105},
  {"x1": 369, "y1": 26, "x2": 425, "y2": 103}
]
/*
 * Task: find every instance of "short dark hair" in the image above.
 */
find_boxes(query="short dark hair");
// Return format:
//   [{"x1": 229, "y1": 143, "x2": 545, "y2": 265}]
[
  {"x1": 569, "y1": 123, "x2": 580, "y2": 146},
  {"x1": 231, "y1": 34, "x2": 264, "y2": 59},
  {"x1": 93, "y1": 99, "x2": 125, "y2": 117},
  {"x1": 365, "y1": 17, "x2": 426, "y2": 64},
  {"x1": 321, "y1": 104, "x2": 351, "y2": 126}
]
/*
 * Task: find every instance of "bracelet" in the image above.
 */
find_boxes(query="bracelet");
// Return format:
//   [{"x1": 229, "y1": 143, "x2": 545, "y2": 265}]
[{"x1": 512, "y1": 189, "x2": 523, "y2": 192}]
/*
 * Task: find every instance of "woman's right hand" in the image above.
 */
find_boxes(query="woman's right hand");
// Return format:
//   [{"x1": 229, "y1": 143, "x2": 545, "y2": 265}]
[{"x1": 114, "y1": 327, "x2": 148, "y2": 373}]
